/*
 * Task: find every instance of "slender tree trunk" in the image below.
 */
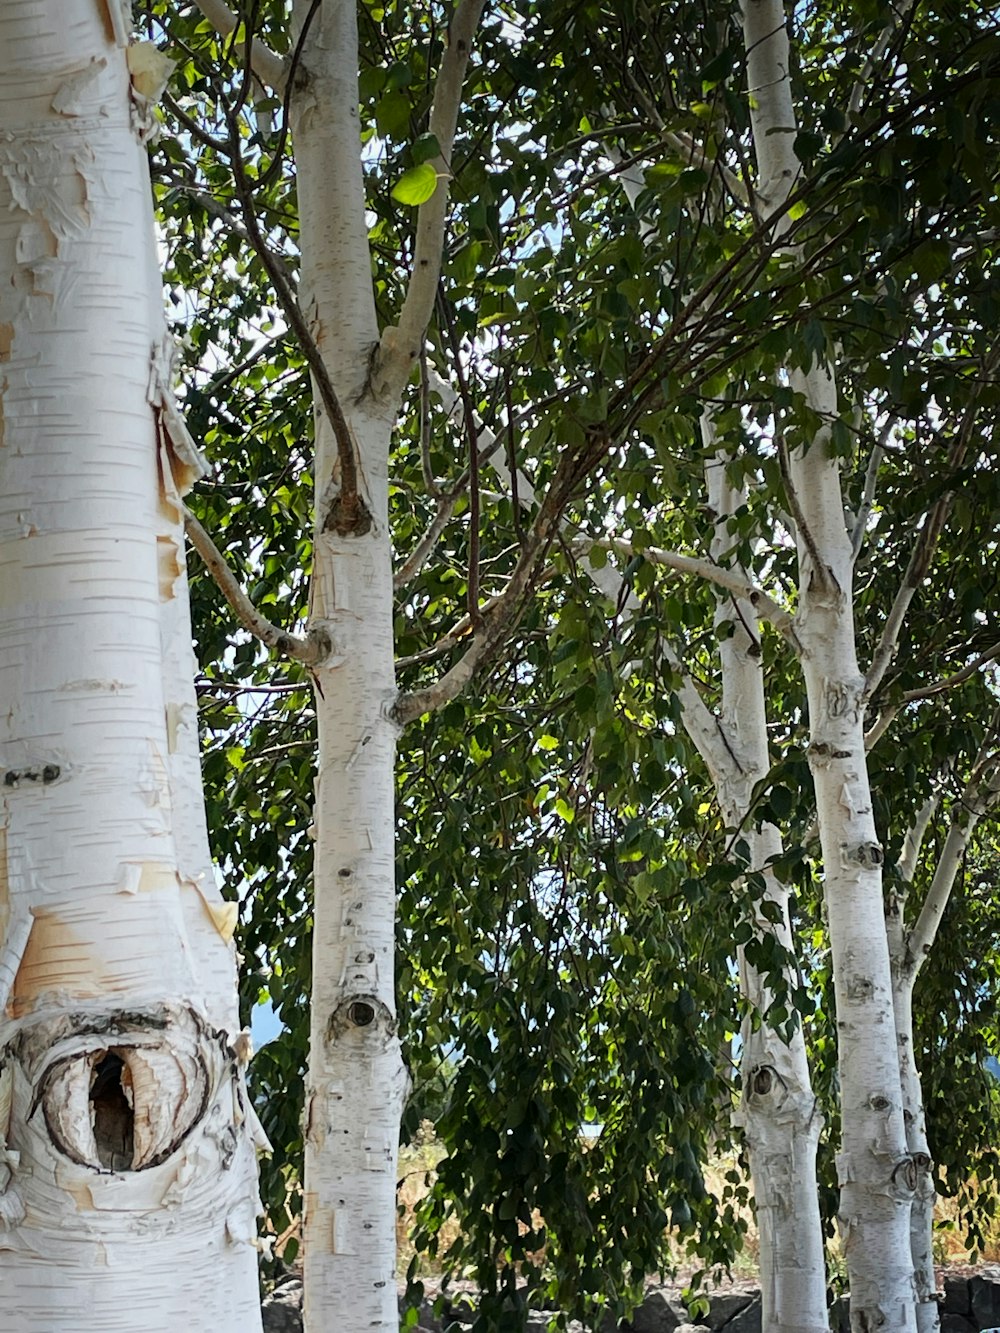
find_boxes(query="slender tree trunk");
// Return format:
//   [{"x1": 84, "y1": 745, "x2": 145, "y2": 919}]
[
  {"x1": 0, "y1": 4, "x2": 263, "y2": 1327},
  {"x1": 890, "y1": 760, "x2": 999, "y2": 1333},
  {"x1": 789, "y1": 391, "x2": 916, "y2": 1330},
  {"x1": 705, "y1": 442, "x2": 828, "y2": 1333},
  {"x1": 290, "y1": 3, "x2": 407, "y2": 1326},
  {"x1": 740, "y1": 3, "x2": 916, "y2": 1325}
]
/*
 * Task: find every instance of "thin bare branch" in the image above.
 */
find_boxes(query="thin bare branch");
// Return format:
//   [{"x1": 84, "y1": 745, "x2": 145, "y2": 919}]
[
  {"x1": 393, "y1": 536, "x2": 549, "y2": 725},
  {"x1": 184, "y1": 506, "x2": 322, "y2": 665},
  {"x1": 899, "y1": 640, "x2": 1000, "y2": 704},
  {"x1": 394, "y1": 458, "x2": 571, "y2": 725},
  {"x1": 864, "y1": 354, "x2": 999, "y2": 700}
]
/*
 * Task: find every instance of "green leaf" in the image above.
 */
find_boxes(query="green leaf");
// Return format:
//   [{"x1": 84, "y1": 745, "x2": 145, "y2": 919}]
[
  {"x1": 412, "y1": 133, "x2": 442, "y2": 165},
  {"x1": 391, "y1": 162, "x2": 439, "y2": 206}
]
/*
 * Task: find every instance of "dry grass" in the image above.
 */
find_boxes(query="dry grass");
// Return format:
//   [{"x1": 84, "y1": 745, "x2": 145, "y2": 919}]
[
  {"x1": 396, "y1": 1122, "x2": 463, "y2": 1275},
  {"x1": 395, "y1": 1135, "x2": 1000, "y2": 1279}
]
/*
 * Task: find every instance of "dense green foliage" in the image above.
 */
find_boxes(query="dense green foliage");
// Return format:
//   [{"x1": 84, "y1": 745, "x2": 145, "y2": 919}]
[{"x1": 145, "y1": 0, "x2": 1000, "y2": 1323}]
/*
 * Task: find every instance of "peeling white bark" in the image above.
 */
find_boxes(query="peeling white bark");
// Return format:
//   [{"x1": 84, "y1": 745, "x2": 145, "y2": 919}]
[{"x1": 0, "y1": 5, "x2": 262, "y2": 1327}]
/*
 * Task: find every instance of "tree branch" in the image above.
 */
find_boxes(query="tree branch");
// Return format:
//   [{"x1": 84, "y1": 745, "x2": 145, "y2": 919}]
[
  {"x1": 904, "y1": 738, "x2": 1000, "y2": 982},
  {"x1": 850, "y1": 418, "x2": 893, "y2": 563},
  {"x1": 897, "y1": 793, "x2": 939, "y2": 886},
  {"x1": 184, "y1": 506, "x2": 323, "y2": 665},
  {"x1": 224, "y1": 112, "x2": 369, "y2": 535},
  {"x1": 864, "y1": 357, "x2": 998, "y2": 701},
  {"x1": 579, "y1": 536, "x2": 800, "y2": 647},
  {"x1": 192, "y1": 0, "x2": 287, "y2": 92},
  {"x1": 381, "y1": 0, "x2": 486, "y2": 391},
  {"x1": 899, "y1": 640, "x2": 1000, "y2": 704},
  {"x1": 393, "y1": 489, "x2": 558, "y2": 726}
]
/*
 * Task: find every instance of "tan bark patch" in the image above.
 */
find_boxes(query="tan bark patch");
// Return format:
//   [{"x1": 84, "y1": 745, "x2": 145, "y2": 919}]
[
  {"x1": 0, "y1": 323, "x2": 12, "y2": 360},
  {"x1": 8, "y1": 907, "x2": 113, "y2": 1019},
  {"x1": 157, "y1": 534, "x2": 181, "y2": 600},
  {"x1": 165, "y1": 702, "x2": 180, "y2": 753}
]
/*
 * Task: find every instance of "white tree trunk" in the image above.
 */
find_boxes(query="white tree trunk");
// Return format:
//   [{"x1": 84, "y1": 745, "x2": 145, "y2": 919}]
[
  {"x1": 290, "y1": 3, "x2": 407, "y2": 1326},
  {"x1": 705, "y1": 442, "x2": 827, "y2": 1333},
  {"x1": 741, "y1": 3, "x2": 916, "y2": 1326},
  {"x1": 0, "y1": 4, "x2": 263, "y2": 1328},
  {"x1": 789, "y1": 385, "x2": 916, "y2": 1329},
  {"x1": 606, "y1": 150, "x2": 827, "y2": 1325},
  {"x1": 891, "y1": 761, "x2": 999, "y2": 1333}
]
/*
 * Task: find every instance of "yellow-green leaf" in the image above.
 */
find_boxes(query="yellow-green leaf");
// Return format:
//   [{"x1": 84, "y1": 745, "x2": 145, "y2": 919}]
[{"x1": 391, "y1": 162, "x2": 439, "y2": 206}]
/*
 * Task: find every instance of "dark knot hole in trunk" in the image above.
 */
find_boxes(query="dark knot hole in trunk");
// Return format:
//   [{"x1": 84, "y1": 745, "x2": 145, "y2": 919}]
[{"x1": 90, "y1": 1051, "x2": 134, "y2": 1171}]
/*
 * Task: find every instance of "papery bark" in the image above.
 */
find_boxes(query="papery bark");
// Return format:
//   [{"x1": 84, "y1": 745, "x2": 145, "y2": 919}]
[{"x1": 0, "y1": 4, "x2": 263, "y2": 1327}]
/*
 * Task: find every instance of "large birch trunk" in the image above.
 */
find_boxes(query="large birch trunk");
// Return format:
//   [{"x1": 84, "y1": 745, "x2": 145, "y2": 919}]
[
  {"x1": 0, "y1": 3, "x2": 263, "y2": 1328},
  {"x1": 290, "y1": 3, "x2": 407, "y2": 1326},
  {"x1": 741, "y1": 3, "x2": 916, "y2": 1325},
  {"x1": 705, "y1": 445, "x2": 827, "y2": 1333}
]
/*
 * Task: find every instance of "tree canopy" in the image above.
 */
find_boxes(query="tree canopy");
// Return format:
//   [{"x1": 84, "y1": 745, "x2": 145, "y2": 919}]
[{"x1": 143, "y1": 0, "x2": 1000, "y2": 1324}]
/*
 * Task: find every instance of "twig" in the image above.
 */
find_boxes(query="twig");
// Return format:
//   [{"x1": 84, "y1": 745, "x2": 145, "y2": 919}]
[
  {"x1": 196, "y1": 677, "x2": 309, "y2": 695},
  {"x1": 394, "y1": 459, "x2": 574, "y2": 725},
  {"x1": 864, "y1": 355, "x2": 998, "y2": 701},
  {"x1": 184, "y1": 506, "x2": 323, "y2": 665},
  {"x1": 899, "y1": 640, "x2": 1000, "y2": 704}
]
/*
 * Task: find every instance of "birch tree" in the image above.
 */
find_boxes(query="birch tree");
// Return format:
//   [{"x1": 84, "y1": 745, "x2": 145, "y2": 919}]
[
  {"x1": 0, "y1": 3, "x2": 264, "y2": 1328},
  {"x1": 136, "y1": 0, "x2": 1000, "y2": 1329}
]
